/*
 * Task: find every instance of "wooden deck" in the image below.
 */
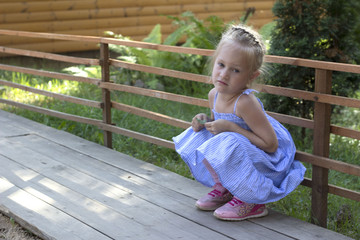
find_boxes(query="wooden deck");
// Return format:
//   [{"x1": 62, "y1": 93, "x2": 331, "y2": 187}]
[{"x1": 0, "y1": 109, "x2": 352, "y2": 240}]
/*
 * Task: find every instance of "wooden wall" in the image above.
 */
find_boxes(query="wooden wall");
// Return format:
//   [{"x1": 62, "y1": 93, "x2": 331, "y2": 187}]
[{"x1": 0, "y1": 0, "x2": 276, "y2": 53}]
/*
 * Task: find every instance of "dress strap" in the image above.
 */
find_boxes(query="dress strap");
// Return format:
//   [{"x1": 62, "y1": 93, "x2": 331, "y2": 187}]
[
  {"x1": 214, "y1": 91, "x2": 218, "y2": 108},
  {"x1": 233, "y1": 89, "x2": 258, "y2": 114}
]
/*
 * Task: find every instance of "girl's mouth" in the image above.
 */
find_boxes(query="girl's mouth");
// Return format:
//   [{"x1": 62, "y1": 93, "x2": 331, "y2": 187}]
[{"x1": 217, "y1": 80, "x2": 228, "y2": 86}]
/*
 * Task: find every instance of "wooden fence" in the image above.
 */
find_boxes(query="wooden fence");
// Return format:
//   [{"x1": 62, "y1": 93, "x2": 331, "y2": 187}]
[
  {"x1": 0, "y1": 0, "x2": 275, "y2": 53},
  {"x1": 0, "y1": 29, "x2": 359, "y2": 229}
]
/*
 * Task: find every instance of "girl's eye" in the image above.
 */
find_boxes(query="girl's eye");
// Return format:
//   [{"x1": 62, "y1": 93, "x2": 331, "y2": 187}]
[
  {"x1": 233, "y1": 68, "x2": 240, "y2": 73},
  {"x1": 217, "y1": 62, "x2": 225, "y2": 67}
]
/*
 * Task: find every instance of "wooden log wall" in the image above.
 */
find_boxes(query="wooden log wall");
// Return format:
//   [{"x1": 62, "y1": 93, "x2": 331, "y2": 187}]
[{"x1": 0, "y1": 0, "x2": 276, "y2": 53}]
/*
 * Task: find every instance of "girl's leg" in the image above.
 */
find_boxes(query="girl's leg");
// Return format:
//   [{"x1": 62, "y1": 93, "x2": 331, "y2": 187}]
[
  {"x1": 202, "y1": 159, "x2": 221, "y2": 184},
  {"x1": 200, "y1": 161, "x2": 268, "y2": 220},
  {"x1": 195, "y1": 159, "x2": 233, "y2": 211}
]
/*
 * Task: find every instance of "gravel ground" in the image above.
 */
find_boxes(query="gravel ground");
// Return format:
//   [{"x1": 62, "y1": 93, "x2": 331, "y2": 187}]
[{"x1": 0, "y1": 213, "x2": 42, "y2": 240}]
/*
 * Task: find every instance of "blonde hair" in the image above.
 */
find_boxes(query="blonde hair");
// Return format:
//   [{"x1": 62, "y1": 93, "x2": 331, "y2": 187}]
[{"x1": 209, "y1": 24, "x2": 266, "y2": 78}]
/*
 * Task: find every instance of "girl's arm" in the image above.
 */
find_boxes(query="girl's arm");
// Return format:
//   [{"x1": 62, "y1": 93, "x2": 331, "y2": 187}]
[
  {"x1": 208, "y1": 88, "x2": 216, "y2": 120},
  {"x1": 235, "y1": 94, "x2": 278, "y2": 152},
  {"x1": 205, "y1": 93, "x2": 278, "y2": 153}
]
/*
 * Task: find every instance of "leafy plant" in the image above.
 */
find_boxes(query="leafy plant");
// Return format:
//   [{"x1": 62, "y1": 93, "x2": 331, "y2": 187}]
[{"x1": 107, "y1": 11, "x2": 233, "y2": 97}]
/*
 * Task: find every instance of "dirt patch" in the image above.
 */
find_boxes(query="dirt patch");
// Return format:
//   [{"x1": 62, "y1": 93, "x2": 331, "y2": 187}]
[{"x1": 0, "y1": 212, "x2": 42, "y2": 240}]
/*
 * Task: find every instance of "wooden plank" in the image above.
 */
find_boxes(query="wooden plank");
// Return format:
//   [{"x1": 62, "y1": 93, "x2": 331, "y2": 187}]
[
  {"x1": 295, "y1": 151, "x2": 360, "y2": 177},
  {"x1": 2, "y1": 40, "x2": 101, "y2": 55},
  {"x1": 0, "y1": 28, "x2": 198, "y2": 53},
  {"x1": 330, "y1": 125, "x2": 360, "y2": 140},
  {"x1": 0, "y1": 29, "x2": 102, "y2": 43},
  {"x1": 0, "y1": 110, "x2": 351, "y2": 240},
  {"x1": 0, "y1": 24, "x2": 172, "y2": 46},
  {"x1": 28, "y1": 133, "x2": 352, "y2": 240},
  {"x1": 110, "y1": 59, "x2": 210, "y2": 83},
  {"x1": 0, "y1": 64, "x2": 100, "y2": 85},
  {"x1": 103, "y1": 36, "x2": 213, "y2": 55},
  {"x1": 0, "y1": 2, "x2": 273, "y2": 24},
  {"x1": 328, "y1": 184, "x2": 360, "y2": 202},
  {"x1": 0, "y1": 99, "x2": 175, "y2": 149},
  {"x1": 266, "y1": 111, "x2": 314, "y2": 129},
  {"x1": 4, "y1": 134, "x2": 292, "y2": 240},
  {"x1": 257, "y1": 84, "x2": 360, "y2": 108},
  {"x1": 251, "y1": 209, "x2": 353, "y2": 240},
  {"x1": 0, "y1": 98, "x2": 103, "y2": 127},
  {"x1": 0, "y1": 46, "x2": 99, "y2": 65},
  {"x1": 0, "y1": 10, "x2": 271, "y2": 35},
  {"x1": 0, "y1": 80, "x2": 101, "y2": 108},
  {"x1": 111, "y1": 101, "x2": 191, "y2": 129},
  {"x1": 98, "y1": 122, "x2": 175, "y2": 149},
  {"x1": 0, "y1": 1, "x2": 94, "y2": 14},
  {"x1": 0, "y1": 0, "x2": 90, "y2": 2},
  {"x1": 0, "y1": 146, "x2": 226, "y2": 240},
  {"x1": 0, "y1": 16, "x2": 271, "y2": 48},
  {"x1": 0, "y1": 178, "x2": 109, "y2": 240},
  {"x1": 2, "y1": 29, "x2": 359, "y2": 74},
  {"x1": 0, "y1": 109, "x2": 204, "y2": 199},
  {"x1": 99, "y1": 82, "x2": 209, "y2": 107},
  {"x1": 0, "y1": 15, "x2": 171, "y2": 33},
  {"x1": 0, "y1": 122, "x2": 31, "y2": 138},
  {"x1": 1, "y1": 97, "x2": 357, "y2": 179},
  {"x1": 0, "y1": 0, "x2": 265, "y2": 14},
  {"x1": 301, "y1": 178, "x2": 360, "y2": 202},
  {"x1": 0, "y1": 29, "x2": 214, "y2": 55},
  {"x1": 265, "y1": 55, "x2": 360, "y2": 74}
]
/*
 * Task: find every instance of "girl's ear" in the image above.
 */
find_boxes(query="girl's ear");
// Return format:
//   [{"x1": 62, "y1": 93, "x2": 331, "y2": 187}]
[
  {"x1": 250, "y1": 70, "x2": 260, "y2": 80},
  {"x1": 247, "y1": 70, "x2": 260, "y2": 87}
]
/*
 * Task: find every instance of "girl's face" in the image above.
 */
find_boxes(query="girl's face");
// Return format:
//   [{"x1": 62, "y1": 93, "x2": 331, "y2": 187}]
[{"x1": 212, "y1": 41, "x2": 257, "y2": 95}]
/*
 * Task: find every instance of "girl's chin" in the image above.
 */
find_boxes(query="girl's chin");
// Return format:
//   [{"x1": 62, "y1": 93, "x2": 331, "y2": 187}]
[{"x1": 214, "y1": 85, "x2": 228, "y2": 93}]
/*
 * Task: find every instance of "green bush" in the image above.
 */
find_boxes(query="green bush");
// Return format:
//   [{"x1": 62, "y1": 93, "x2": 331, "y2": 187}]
[{"x1": 264, "y1": 0, "x2": 360, "y2": 122}]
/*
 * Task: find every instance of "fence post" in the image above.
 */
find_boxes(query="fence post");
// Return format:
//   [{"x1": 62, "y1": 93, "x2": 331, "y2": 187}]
[
  {"x1": 100, "y1": 43, "x2": 112, "y2": 148},
  {"x1": 311, "y1": 69, "x2": 332, "y2": 227}
]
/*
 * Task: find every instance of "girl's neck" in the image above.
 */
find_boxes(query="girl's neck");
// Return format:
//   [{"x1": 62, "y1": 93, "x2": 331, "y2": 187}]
[
  {"x1": 218, "y1": 88, "x2": 248, "y2": 101},
  {"x1": 215, "y1": 88, "x2": 248, "y2": 113}
]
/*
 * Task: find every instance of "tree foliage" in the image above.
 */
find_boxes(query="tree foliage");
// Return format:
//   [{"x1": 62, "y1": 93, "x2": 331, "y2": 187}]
[{"x1": 264, "y1": 0, "x2": 360, "y2": 119}]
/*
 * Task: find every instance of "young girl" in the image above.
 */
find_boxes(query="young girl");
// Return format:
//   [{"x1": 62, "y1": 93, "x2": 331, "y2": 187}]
[{"x1": 173, "y1": 25, "x2": 306, "y2": 221}]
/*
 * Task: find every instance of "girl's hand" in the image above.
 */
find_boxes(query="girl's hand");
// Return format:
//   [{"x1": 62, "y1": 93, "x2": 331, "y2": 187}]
[
  {"x1": 192, "y1": 113, "x2": 209, "y2": 132},
  {"x1": 205, "y1": 119, "x2": 233, "y2": 135}
]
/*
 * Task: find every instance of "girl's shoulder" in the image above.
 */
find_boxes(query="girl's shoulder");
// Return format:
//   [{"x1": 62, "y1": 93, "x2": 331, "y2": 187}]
[
  {"x1": 235, "y1": 90, "x2": 262, "y2": 116},
  {"x1": 237, "y1": 92, "x2": 258, "y2": 107},
  {"x1": 208, "y1": 88, "x2": 217, "y2": 98},
  {"x1": 208, "y1": 88, "x2": 217, "y2": 107}
]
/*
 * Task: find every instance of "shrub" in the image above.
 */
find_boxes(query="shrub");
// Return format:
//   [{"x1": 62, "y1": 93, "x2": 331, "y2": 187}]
[{"x1": 263, "y1": 0, "x2": 360, "y2": 122}]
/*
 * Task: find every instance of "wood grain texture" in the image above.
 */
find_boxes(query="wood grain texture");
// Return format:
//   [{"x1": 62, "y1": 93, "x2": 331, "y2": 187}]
[
  {"x1": 0, "y1": 109, "x2": 352, "y2": 240},
  {"x1": 0, "y1": 0, "x2": 275, "y2": 53}
]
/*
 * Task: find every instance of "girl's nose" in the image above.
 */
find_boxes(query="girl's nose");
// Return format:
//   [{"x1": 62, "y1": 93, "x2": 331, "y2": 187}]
[{"x1": 220, "y1": 69, "x2": 229, "y2": 79}]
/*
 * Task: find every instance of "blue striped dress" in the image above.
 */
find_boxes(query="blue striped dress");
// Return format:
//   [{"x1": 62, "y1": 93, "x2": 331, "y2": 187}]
[{"x1": 172, "y1": 89, "x2": 306, "y2": 204}]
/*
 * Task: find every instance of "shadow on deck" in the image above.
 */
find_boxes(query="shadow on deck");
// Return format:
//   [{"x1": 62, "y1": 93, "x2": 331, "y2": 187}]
[{"x1": 0, "y1": 110, "x2": 352, "y2": 240}]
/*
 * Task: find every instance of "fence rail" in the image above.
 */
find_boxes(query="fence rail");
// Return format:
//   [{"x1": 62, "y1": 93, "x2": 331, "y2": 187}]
[{"x1": 0, "y1": 30, "x2": 359, "y2": 229}]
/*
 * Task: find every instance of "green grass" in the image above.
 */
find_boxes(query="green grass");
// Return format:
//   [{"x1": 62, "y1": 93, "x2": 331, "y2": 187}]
[{"x1": 1, "y1": 63, "x2": 359, "y2": 239}]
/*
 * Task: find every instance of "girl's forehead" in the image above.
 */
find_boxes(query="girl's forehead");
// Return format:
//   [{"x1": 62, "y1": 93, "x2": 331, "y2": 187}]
[
  {"x1": 220, "y1": 40, "x2": 247, "y2": 53},
  {"x1": 217, "y1": 42, "x2": 249, "y2": 65}
]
